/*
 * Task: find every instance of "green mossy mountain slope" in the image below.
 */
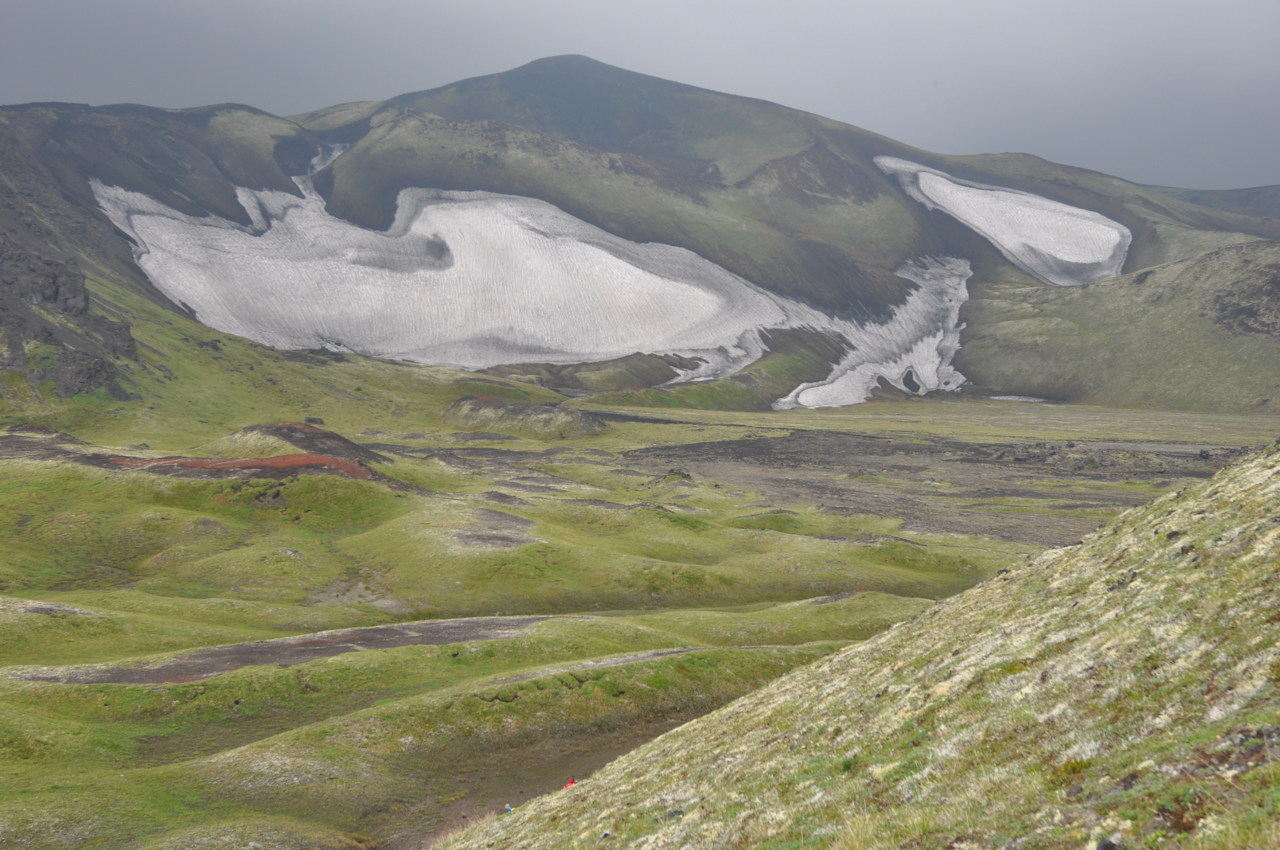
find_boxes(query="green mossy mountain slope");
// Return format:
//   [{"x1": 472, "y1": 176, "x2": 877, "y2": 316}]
[
  {"x1": 3, "y1": 55, "x2": 1280, "y2": 413},
  {"x1": 304, "y1": 56, "x2": 1280, "y2": 320},
  {"x1": 957, "y1": 239, "x2": 1280, "y2": 411}
]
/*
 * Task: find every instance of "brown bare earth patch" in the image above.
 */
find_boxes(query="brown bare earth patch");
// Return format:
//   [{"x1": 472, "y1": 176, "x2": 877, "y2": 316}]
[
  {"x1": 13, "y1": 615, "x2": 550, "y2": 684},
  {"x1": 98, "y1": 451, "x2": 375, "y2": 480},
  {"x1": 625, "y1": 430, "x2": 1246, "y2": 546},
  {"x1": 454, "y1": 508, "x2": 537, "y2": 548},
  {"x1": 481, "y1": 490, "x2": 532, "y2": 506},
  {"x1": 243, "y1": 422, "x2": 391, "y2": 463}
]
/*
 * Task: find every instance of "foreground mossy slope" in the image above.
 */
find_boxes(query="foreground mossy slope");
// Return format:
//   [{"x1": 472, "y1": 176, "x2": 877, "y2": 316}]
[{"x1": 442, "y1": 443, "x2": 1280, "y2": 849}]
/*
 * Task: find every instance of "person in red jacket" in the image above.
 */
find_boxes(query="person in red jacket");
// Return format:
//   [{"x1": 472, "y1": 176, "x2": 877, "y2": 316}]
[{"x1": 562, "y1": 777, "x2": 575, "y2": 789}]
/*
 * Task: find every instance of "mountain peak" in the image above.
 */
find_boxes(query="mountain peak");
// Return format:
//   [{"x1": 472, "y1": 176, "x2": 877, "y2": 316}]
[{"x1": 515, "y1": 53, "x2": 615, "y2": 71}]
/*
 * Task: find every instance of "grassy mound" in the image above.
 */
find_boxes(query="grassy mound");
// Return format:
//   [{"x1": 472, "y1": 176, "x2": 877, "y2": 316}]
[{"x1": 444, "y1": 396, "x2": 610, "y2": 439}]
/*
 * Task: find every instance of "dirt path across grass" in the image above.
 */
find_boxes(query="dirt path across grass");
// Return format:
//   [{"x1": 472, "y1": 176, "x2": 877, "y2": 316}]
[{"x1": 14, "y1": 615, "x2": 552, "y2": 684}]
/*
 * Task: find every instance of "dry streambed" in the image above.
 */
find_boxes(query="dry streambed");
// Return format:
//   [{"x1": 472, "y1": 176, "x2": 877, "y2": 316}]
[
  {"x1": 625, "y1": 429, "x2": 1244, "y2": 546},
  {"x1": 11, "y1": 615, "x2": 552, "y2": 684}
]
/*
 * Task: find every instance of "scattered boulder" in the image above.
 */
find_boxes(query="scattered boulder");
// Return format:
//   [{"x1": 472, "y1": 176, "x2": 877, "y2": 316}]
[{"x1": 0, "y1": 247, "x2": 137, "y2": 398}]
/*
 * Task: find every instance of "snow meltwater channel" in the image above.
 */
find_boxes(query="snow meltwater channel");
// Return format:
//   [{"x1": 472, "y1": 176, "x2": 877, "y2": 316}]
[{"x1": 94, "y1": 166, "x2": 973, "y2": 408}]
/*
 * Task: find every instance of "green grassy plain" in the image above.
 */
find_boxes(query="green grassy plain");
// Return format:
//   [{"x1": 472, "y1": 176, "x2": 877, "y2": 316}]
[{"x1": 4, "y1": 385, "x2": 1273, "y2": 846}]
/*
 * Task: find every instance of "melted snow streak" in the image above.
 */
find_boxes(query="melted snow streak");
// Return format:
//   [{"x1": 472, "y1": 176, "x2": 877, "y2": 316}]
[
  {"x1": 94, "y1": 171, "x2": 972, "y2": 408},
  {"x1": 875, "y1": 157, "x2": 1130, "y2": 287},
  {"x1": 772, "y1": 257, "x2": 970, "y2": 410}
]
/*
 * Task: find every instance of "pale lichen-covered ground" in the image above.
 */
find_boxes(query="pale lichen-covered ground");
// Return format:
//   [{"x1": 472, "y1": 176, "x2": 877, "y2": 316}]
[{"x1": 439, "y1": 443, "x2": 1280, "y2": 849}]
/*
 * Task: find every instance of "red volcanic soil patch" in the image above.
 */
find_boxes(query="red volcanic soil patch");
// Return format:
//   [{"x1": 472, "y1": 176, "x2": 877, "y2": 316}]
[
  {"x1": 0, "y1": 423, "x2": 401, "y2": 483},
  {"x1": 101, "y1": 452, "x2": 374, "y2": 480}
]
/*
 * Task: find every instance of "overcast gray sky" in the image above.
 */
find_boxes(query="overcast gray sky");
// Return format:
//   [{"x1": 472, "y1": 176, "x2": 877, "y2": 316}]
[{"x1": 3, "y1": 0, "x2": 1276, "y2": 189}]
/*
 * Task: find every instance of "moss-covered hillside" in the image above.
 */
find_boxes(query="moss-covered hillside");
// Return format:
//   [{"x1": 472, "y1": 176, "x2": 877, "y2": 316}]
[
  {"x1": 957, "y1": 240, "x2": 1280, "y2": 411},
  {"x1": 441, "y1": 442, "x2": 1280, "y2": 849},
  {"x1": 4, "y1": 55, "x2": 1280, "y2": 414}
]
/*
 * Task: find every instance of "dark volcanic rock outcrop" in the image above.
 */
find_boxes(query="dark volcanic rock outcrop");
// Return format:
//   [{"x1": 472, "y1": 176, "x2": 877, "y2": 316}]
[
  {"x1": 0, "y1": 248, "x2": 135, "y2": 398},
  {"x1": 243, "y1": 422, "x2": 391, "y2": 464}
]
